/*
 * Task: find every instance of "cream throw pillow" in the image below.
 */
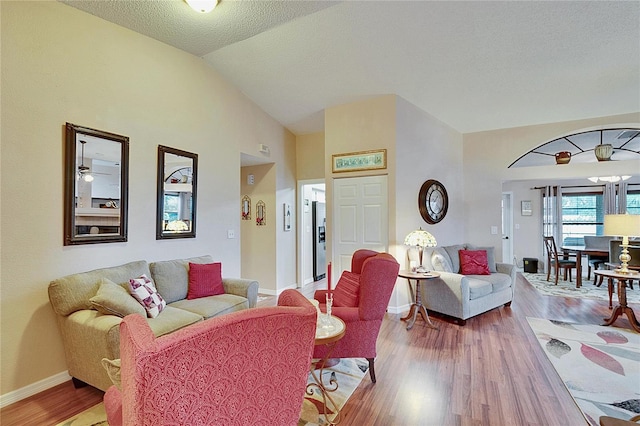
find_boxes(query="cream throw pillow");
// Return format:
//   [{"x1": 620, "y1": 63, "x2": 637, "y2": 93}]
[
  {"x1": 101, "y1": 358, "x2": 121, "y2": 389},
  {"x1": 431, "y1": 249, "x2": 453, "y2": 273},
  {"x1": 90, "y1": 277, "x2": 146, "y2": 318}
]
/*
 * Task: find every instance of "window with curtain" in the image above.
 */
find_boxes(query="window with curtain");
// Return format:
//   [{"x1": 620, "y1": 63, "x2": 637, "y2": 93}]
[
  {"x1": 543, "y1": 185, "x2": 638, "y2": 246},
  {"x1": 561, "y1": 193, "x2": 603, "y2": 245},
  {"x1": 628, "y1": 191, "x2": 640, "y2": 215}
]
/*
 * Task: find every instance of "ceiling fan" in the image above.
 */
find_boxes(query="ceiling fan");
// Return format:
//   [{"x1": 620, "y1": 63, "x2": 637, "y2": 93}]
[{"x1": 77, "y1": 140, "x2": 94, "y2": 182}]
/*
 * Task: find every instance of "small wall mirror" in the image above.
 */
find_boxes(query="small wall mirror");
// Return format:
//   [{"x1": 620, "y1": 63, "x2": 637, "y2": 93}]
[
  {"x1": 157, "y1": 145, "x2": 198, "y2": 239},
  {"x1": 64, "y1": 123, "x2": 129, "y2": 245}
]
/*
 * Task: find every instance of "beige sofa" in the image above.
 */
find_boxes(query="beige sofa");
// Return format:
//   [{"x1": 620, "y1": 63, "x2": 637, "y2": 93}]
[
  {"x1": 420, "y1": 244, "x2": 515, "y2": 325},
  {"x1": 48, "y1": 255, "x2": 258, "y2": 391}
]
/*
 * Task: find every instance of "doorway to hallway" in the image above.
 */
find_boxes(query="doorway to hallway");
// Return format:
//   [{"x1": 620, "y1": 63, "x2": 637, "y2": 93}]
[{"x1": 297, "y1": 180, "x2": 325, "y2": 288}]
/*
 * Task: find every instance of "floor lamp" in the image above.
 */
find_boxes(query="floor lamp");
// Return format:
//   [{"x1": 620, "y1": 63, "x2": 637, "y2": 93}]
[{"x1": 604, "y1": 214, "x2": 640, "y2": 274}]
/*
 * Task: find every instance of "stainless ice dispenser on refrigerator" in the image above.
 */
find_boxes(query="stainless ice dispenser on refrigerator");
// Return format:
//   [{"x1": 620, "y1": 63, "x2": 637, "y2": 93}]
[{"x1": 312, "y1": 201, "x2": 326, "y2": 281}]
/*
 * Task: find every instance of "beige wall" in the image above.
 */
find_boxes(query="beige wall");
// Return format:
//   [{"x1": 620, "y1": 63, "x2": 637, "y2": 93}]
[
  {"x1": 0, "y1": 1, "x2": 296, "y2": 398},
  {"x1": 296, "y1": 132, "x2": 325, "y2": 180},
  {"x1": 240, "y1": 164, "x2": 277, "y2": 293},
  {"x1": 324, "y1": 95, "x2": 397, "y2": 265},
  {"x1": 464, "y1": 113, "x2": 640, "y2": 263}
]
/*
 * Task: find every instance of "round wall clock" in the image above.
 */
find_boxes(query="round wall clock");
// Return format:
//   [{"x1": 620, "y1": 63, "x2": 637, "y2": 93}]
[{"x1": 418, "y1": 179, "x2": 449, "y2": 224}]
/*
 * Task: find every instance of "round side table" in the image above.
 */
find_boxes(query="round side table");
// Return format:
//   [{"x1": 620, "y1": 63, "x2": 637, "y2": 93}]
[{"x1": 398, "y1": 270, "x2": 441, "y2": 330}]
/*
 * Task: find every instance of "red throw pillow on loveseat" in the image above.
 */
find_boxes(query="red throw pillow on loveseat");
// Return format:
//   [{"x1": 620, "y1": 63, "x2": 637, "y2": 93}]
[{"x1": 459, "y1": 250, "x2": 491, "y2": 275}]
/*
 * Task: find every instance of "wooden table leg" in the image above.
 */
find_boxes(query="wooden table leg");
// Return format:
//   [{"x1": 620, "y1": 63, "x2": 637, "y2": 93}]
[
  {"x1": 602, "y1": 279, "x2": 640, "y2": 333},
  {"x1": 575, "y1": 252, "x2": 582, "y2": 288},
  {"x1": 400, "y1": 278, "x2": 438, "y2": 330},
  {"x1": 607, "y1": 277, "x2": 613, "y2": 309}
]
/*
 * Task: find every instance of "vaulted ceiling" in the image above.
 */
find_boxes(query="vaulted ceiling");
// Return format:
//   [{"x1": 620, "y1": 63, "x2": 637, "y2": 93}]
[{"x1": 60, "y1": 1, "x2": 640, "y2": 136}]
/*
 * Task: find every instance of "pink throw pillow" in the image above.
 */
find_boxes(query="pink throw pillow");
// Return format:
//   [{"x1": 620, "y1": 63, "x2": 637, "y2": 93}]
[
  {"x1": 188, "y1": 262, "x2": 224, "y2": 299},
  {"x1": 459, "y1": 250, "x2": 491, "y2": 275},
  {"x1": 332, "y1": 271, "x2": 361, "y2": 307}
]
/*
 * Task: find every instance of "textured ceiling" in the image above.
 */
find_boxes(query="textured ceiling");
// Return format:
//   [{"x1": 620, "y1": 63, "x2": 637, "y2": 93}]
[{"x1": 60, "y1": 1, "x2": 640, "y2": 136}]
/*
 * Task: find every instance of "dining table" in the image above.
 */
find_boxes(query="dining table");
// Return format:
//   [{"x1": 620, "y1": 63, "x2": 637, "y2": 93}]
[{"x1": 560, "y1": 245, "x2": 609, "y2": 288}]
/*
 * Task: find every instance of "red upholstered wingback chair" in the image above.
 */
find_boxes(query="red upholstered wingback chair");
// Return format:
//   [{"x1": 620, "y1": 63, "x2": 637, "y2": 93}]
[
  {"x1": 103, "y1": 290, "x2": 316, "y2": 426},
  {"x1": 314, "y1": 249, "x2": 400, "y2": 383}
]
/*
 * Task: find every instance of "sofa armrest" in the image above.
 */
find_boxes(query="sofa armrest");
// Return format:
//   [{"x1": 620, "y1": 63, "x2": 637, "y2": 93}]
[
  {"x1": 496, "y1": 262, "x2": 516, "y2": 282},
  {"x1": 222, "y1": 278, "x2": 259, "y2": 308},
  {"x1": 57, "y1": 310, "x2": 124, "y2": 391},
  {"x1": 420, "y1": 272, "x2": 470, "y2": 320},
  {"x1": 433, "y1": 272, "x2": 469, "y2": 300}
]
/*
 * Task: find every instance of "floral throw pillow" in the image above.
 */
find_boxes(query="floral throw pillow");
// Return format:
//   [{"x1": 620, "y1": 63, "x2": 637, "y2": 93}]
[{"x1": 128, "y1": 274, "x2": 166, "y2": 318}]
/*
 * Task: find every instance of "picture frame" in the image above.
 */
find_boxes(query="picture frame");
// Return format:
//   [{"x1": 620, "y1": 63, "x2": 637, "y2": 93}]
[
  {"x1": 521, "y1": 200, "x2": 532, "y2": 216},
  {"x1": 283, "y1": 203, "x2": 291, "y2": 231},
  {"x1": 332, "y1": 149, "x2": 387, "y2": 173}
]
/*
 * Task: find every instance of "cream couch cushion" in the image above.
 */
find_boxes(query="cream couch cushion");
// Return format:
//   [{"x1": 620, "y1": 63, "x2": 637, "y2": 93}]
[{"x1": 149, "y1": 255, "x2": 213, "y2": 303}]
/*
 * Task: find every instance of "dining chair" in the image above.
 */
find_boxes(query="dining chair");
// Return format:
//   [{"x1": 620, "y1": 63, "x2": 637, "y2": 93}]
[
  {"x1": 543, "y1": 236, "x2": 577, "y2": 285},
  {"x1": 584, "y1": 236, "x2": 612, "y2": 284}
]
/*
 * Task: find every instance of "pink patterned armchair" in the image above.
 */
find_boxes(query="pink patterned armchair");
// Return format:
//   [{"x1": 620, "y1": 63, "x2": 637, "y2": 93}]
[
  {"x1": 314, "y1": 249, "x2": 400, "y2": 383},
  {"x1": 104, "y1": 289, "x2": 316, "y2": 426}
]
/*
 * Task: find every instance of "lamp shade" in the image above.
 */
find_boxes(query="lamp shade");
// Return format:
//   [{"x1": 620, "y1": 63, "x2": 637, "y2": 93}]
[
  {"x1": 604, "y1": 214, "x2": 640, "y2": 239},
  {"x1": 404, "y1": 228, "x2": 437, "y2": 248}
]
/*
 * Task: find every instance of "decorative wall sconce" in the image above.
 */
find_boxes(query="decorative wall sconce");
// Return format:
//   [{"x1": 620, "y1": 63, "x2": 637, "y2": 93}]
[
  {"x1": 241, "y1": 195, "x2": 251, "y2": 220},
  {"x1": 256, "y1": 200, "x2": 266, "y2": 226}
]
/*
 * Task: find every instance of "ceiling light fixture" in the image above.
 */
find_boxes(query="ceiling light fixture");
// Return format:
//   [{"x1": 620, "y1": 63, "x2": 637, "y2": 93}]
[
  {"x1": 588, "y1": 176, "x2": 631, "y2": 183},
  {"x1": 78, "y1": 140, "x2": 94, "y2": 182},
  {"x1": 185, "y1": 0, "x2": 218, "y2": 13}
]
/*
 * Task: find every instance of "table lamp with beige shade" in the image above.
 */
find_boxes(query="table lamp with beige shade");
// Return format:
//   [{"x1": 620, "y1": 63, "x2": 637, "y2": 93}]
[
  {"x1": 404, "y1": 227, "x2": 437, "y2": 273},
  {"x1": 604, "y1": 214, "x2": 640, "y2": 274}
]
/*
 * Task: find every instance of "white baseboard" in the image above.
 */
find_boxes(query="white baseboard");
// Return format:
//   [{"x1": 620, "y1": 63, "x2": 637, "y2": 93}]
[
  {"x1": 0, "y1": 371, "x2": 71, "y2": 409},
  {"x1": 259, "y1": 285, "x2": 298, "y2": 297},
  {"x1": 387, "y1": 303, "x2": 410, "y2": 315}
]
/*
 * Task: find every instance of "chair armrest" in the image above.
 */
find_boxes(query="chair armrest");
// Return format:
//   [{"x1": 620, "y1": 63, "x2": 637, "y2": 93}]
[
  {"x1": 314, "y1": 289, "x2": 328, "y2": 301},
  {"x1": 222, "y1": 278, "x2": 259, "y2": 308},
  {"x1": 277, "y1": 289, "x2": 313, "y2": 308},
  {"x1": 104, "y1": 386, "x2": 123, "y2": 426}
]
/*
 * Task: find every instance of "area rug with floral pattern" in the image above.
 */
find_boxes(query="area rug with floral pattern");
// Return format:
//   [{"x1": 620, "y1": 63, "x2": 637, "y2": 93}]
[
  {"x1": 522, "y1": 272, "x2": 640, "y2": 304},
  {"x1": 527, "y1": 317, "x2": 640, "y2": 425},
  {"x1": 56, "y1": 358, "x2": 367, "y2": 426}
]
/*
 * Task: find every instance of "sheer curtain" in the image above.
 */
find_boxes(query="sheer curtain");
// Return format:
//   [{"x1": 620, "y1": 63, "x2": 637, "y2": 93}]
[
  {"x1": 603, "y1": 182, "x2": 617, "y2": 215},
  {"x1": 542, "y1": 186, "x2": 563, "y2": 242},
  {"x1": 618, "y1": 182, "x2": 628, "y2": 214}
]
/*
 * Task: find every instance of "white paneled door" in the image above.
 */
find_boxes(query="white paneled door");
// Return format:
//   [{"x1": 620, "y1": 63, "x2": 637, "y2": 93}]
[{"x1": 332, "y1": 175, "x2": 388, "y2": 285}]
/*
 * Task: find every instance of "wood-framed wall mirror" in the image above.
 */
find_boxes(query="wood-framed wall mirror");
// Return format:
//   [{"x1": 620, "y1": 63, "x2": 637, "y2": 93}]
[
  {"x1": 64, "y1": 122, "x2": 129, "y2": 245},
  {"x1": 156, "y1": 145, "x2": 198, "y2": 239}
]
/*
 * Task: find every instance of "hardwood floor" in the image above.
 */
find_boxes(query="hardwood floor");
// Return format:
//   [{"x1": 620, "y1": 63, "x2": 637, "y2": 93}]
[{"x1": 2, "y1": 273, "x2": 637, "y2": 425}]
